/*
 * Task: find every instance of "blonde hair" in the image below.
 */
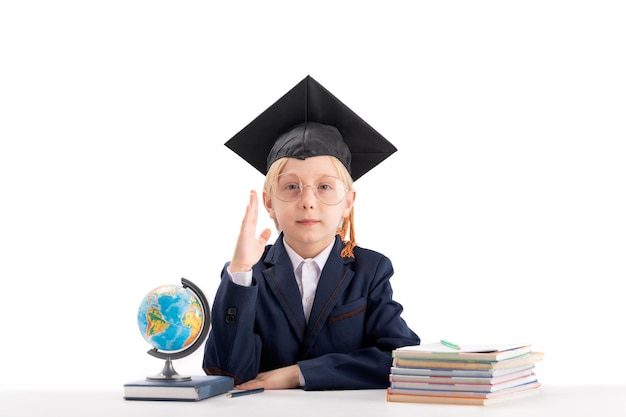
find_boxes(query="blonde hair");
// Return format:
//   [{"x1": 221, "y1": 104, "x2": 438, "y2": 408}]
[{"x1": 264, "y1": 156, "x2": 357, "y2": 258}]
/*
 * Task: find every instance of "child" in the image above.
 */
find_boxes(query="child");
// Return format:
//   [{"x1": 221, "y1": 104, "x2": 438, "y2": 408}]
[{"x1": 202, "y1": 76, "x2": 419, "y2": 390}]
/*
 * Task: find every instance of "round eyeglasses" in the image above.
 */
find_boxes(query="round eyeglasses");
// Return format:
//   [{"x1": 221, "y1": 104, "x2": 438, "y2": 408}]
[{"x1": 271, "y1": 173, "x2": 348, "y2": 206}]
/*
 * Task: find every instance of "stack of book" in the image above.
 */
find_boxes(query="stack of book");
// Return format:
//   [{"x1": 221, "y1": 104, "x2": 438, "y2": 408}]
[{"x1": 386, "y1": 341, "x2": 544, "y2": 406}]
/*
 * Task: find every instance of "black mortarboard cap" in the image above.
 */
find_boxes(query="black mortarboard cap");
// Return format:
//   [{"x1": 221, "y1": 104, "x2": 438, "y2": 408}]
[{"x1": 224, "y1": 75, "x2": 397, "y2": 181}]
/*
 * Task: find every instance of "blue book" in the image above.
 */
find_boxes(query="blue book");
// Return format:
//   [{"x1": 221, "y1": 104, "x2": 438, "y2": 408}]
[{"x1": 124, "y1": 375, "x2": 234, "y2": 401}]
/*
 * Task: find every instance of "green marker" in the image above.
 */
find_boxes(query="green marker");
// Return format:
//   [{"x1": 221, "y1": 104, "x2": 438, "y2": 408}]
[{"x1": 441, "y1": 339, "x2": 461, "y2": 350}]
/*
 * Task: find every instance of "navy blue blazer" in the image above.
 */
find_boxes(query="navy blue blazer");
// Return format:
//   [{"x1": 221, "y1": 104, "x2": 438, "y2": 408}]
[{"x1": 202, "y1": 234, "x2": 419, "y2": 390}]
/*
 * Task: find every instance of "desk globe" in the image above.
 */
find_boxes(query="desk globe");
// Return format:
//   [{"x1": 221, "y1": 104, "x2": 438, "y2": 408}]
[{"x1": 137, "y1": 278, "x2": 210, "y2": 381}]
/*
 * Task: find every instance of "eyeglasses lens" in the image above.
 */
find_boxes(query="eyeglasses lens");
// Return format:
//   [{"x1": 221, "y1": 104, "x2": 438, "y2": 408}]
[{"x1": 273, "y1": 174, "x2": 346, "y2": 205}]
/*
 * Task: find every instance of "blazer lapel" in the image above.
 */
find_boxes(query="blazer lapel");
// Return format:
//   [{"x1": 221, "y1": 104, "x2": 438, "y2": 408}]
[
  {"x1": 302, "y1": 237, "x2": 355, "y2": 354},
  {"x1": 263, "y1": 238, "x2": 307, "y2": 341}
]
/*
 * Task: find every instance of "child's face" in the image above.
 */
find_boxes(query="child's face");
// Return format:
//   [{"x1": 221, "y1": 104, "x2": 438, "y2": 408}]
[{"x1": 263, "y1": 156, "x2": 355, "y2": 258}]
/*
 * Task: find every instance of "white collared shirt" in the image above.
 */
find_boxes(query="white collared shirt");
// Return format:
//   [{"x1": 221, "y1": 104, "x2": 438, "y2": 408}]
[{"x1": 283, "y1": 240, "x2": 333, "y2": 323}]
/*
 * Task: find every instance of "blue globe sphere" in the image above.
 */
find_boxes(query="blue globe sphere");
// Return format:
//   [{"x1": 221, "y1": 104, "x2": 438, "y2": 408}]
[{"x1": 137, "y1": 284, "x2": 204, "y2": 352}]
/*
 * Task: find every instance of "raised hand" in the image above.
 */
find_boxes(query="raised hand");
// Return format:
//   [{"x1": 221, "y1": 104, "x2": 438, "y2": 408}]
[{"x1": 229, "y1": 190, "x2": 272, "y2": 273}]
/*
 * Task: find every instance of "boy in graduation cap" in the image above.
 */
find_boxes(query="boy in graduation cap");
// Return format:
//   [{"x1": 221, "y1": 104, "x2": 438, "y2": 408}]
[{"x1": 202, "y1": 76, "x2": 419, "y2": 391}]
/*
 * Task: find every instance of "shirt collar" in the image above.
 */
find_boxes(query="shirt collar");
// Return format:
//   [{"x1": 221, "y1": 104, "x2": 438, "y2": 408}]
[{"x1": 283, "y1": 238, "x2": 334, "y2": 272}]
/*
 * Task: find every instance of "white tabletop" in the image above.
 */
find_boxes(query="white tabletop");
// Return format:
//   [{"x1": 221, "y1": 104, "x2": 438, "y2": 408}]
[{"x1": 1, "y1": 384, "x2": 625, "y2": 417}]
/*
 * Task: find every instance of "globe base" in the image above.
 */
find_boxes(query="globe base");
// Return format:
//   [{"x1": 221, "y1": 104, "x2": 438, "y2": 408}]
[{"x1": 146, "y1": 357, "x2": 191, "y2": 382}]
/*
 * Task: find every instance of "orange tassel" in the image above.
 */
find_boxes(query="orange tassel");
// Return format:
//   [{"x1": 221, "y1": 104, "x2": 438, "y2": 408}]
[{"x1": 338, "y1": 208, "x2": 356, "y2": 258}]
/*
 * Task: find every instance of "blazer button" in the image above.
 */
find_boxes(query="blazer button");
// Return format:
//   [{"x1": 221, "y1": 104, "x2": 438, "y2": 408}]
[
  {"x1": 225, "y1": 315, "x2": 235, "y2": 324},
  {"x1": 227, "y1": 307, "x2": 237, "y2": 316}
]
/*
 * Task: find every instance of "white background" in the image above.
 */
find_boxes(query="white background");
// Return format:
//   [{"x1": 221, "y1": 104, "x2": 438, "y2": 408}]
[{"x1": 1, "y1": 1, "x2": 624, "y2": 387}]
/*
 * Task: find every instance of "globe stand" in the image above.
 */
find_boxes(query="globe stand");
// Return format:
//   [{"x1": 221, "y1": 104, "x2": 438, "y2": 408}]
[{"x1": 146, "y1": 356, "x2": 190, "y2": 381}]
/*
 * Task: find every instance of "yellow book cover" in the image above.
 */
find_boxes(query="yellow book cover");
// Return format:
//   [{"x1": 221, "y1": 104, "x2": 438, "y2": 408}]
[{"x1": 392, "y1": 352, "x2": 544, "y2": 370}]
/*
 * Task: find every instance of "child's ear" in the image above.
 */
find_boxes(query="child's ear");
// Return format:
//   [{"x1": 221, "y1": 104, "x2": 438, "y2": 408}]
[
  {"x1": 343, "y1": 190, "x2": 356, "y2": 218},
  {"x1": 263, "y1": 192, "x2": 275, "y2": 218}
]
